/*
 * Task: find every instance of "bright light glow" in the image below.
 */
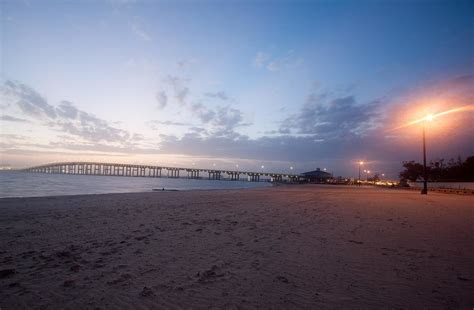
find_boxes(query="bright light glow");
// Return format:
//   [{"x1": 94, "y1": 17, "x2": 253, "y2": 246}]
[
  {"x1": 359, "y1": 161, "x2": 364, "y2": 165},
  {"x1": 390, "y1": 105, "x2": 474, "y2": 131},
  {"x1": 290, "y1": 166, "x2": 293, "y2": 170},
  {"x1": 261, "y1": 165, "x2": 264, "y2": 169}
]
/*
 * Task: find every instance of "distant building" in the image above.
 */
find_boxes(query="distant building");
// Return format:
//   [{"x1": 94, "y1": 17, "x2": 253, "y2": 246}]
[{"x1": 301, "y1": 168, "x2": 333, "y2": 183}]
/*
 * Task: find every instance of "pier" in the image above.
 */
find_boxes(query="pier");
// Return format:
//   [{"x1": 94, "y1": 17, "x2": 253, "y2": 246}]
[{"x1": 22, "y1": 162, "x2": 304, "y2": 183}]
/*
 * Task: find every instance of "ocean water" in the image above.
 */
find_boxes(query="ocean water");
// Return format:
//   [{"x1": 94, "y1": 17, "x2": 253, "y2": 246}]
[{"x1": 0, "y1": 171, "x2": 271, "y2": 198}]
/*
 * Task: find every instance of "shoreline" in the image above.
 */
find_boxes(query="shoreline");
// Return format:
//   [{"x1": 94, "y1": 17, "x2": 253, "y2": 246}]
[{"x1": 1, "y1": 186, "x2": 472, "y2": 308}]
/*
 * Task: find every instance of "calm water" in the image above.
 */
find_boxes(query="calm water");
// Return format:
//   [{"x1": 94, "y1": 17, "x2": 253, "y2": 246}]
[{"x1": 0, "y1": 171, "x2": 271, "y2": 198}]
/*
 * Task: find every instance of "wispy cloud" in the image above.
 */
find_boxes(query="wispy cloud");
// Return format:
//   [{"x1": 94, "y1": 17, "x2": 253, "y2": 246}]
[
  {"x1": 130, "y1": 22, "x2": 152, "y2": 41},
  {"x1": 204, "y1": 91, "x2": 228, "y2": 100},
  {"x1": 252, "y1": 50, "x2": 301, "y2": 72},
  {"x1": 163, "y1": 75, "x2": 190, "y2": 105},
  {"x1": 0, "y1": 115, "x2": 30, "y2": 123},
  {"x1": 253, "y1": 52, "x2": 268, "y2": 68},
  {"x1": 156, "y1": 91, "x2": 168, "y2": 109}
]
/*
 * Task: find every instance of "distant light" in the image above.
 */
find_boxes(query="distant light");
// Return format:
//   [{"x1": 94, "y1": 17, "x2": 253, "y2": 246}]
[
  {"x1": 363, "y1": 170, "x2": 367, "y2": 173},
  {"x1": 367, "y1": 170, "x2": 371, "y2": 174},
  {"x1": 323, "y1": 168, "x2": 327, "y2": 171},
  {"x1": 359, "y1": 161, "x2": 364, "y2": 165},
  {"x1": 425, "y1": 114, "x2": 434, "y2": 122},
  {"x1": 261, "y1": 165, "x2": 264, "y2": 169},
  {"x1": 290, "y1": 166, "x2": 293, "y2": 170}
]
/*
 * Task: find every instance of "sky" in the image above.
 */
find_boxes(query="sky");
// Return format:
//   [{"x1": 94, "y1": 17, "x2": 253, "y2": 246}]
[{"x1": 1, "y1": 0, "x2": 473, "y2": 178}]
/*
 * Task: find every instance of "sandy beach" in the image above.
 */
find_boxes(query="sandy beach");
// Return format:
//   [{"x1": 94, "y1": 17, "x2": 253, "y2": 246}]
[{"x1": 0, "y1": 185, "x2": 472, "y2": 309}]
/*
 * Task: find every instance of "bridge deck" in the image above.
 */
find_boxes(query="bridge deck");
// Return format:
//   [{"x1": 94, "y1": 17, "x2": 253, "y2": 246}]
[{"x1": 22, "y1": 162, "x2": 304, "y2": 182}]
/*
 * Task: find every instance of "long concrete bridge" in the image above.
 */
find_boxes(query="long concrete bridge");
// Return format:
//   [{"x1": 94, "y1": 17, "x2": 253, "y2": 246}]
[{"x1": 21, "y1": 162, "x2": 304, "y2": 183}]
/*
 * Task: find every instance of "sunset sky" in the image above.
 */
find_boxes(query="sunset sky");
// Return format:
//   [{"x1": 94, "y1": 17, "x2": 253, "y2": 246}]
[{"x1": 1, "y1": 0, "x2": 473, "y2": 178}]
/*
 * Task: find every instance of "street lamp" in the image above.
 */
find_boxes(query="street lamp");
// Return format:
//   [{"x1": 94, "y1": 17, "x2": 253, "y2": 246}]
[
  {"x1": 421, "y1": 114, "x2": 433, "y2": 195},
  {"x1": 358, "y1": 161, "x2": 364, "y2": 186}
]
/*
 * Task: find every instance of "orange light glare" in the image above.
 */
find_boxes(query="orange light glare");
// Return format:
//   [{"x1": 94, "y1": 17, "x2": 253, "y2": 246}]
[{"x1": 389, "y1": 105, "x2": 474, "y2": 131}]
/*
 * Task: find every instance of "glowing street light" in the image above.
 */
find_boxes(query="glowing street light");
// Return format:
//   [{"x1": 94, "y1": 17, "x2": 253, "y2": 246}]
[
  {"x1": 390, "y1": 105, "x2": 474, "y2": 194},
  {"x1": 358, "y1": 161, "x2": 364, "y2": 186}
]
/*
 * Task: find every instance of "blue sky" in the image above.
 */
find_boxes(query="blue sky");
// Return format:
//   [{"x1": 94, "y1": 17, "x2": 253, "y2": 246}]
[{"x1": 1, "y1": 0, "x2": 473, "y2": 178}]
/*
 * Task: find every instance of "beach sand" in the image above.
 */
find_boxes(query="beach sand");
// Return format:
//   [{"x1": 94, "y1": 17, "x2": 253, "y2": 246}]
[{"x1": 0, "y1": 185, "x2": 473, "y2": 309}]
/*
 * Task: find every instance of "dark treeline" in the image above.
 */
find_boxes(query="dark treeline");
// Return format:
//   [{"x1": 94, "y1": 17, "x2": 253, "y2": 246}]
[{"x1": 400, "y1": 156, "x2": 474, "y2": 182}]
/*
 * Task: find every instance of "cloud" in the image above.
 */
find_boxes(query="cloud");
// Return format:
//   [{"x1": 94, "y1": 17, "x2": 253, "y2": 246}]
[
  {"x1": 253, "y1": 52, "x2": 268, "y2": 68},
  {"x1": 163, "y1": 75, "x2": 190, "y2": 105},
  {"x1": 266, "y1": 62, "x2": 280, "y2": 72},
  {"x1": 191, "y1": 103, "x2": 215, "y2": 123},
  {"x1": 214, "y1": 106, "x2": 244, "y2": 130},
  {"x1": 147, "y1": 120, "x2": 192, "y2": 130},
  {"x1": 204, "y1": 91, "x2": 228, "y2": 100},
  {"x1": 56, "y1": 101, "x2": 79, "y2": 119},
  {"x1": 0, "y1": 115, "x2": 29, "y2": 123},
  {"x1": 156, "y1": 91, "x2": 167, "y2": 109},
  {"x1": 130, "y1": 22, "x2": 152, "y2": 41},
  {"x1": 1, "y1": 80, "x2": 132, "y2": 144},
  {"x1": 280, "y1": 93, "x2": 382, "y2": 139},
  {"x1": 1, "y1": 80, "x2": 57, "y2": 119},
  {"x1": 253, "y1": 50, "x2": 301, "y2": 72}
]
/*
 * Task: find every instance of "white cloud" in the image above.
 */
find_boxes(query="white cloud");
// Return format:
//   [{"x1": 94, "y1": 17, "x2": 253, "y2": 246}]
[
  {"x1": 253, "y1": 52, "x2": 268, "y2": 68},
  {"x1": 130, "y1": 22, "x2": 152, "y2": 41},
  {"x1": 253, "y1": 50, "x2": 301, "y2": 72}
]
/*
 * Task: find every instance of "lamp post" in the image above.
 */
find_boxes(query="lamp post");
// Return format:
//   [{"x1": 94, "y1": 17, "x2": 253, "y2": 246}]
[
  {"x1": 421, "y1": 114, "x2": 434, "y2": 194},
  {"x1": 358, "y1": 161, "x2": 364, "y2": 186},
  {"x1": 420, "y1": 119, "x2": 428, "y2": 194}
]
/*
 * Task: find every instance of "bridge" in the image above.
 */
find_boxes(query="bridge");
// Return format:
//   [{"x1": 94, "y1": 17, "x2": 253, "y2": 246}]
[{"x1": 21, "y1": 162, "x2": 304, "y2": 183}]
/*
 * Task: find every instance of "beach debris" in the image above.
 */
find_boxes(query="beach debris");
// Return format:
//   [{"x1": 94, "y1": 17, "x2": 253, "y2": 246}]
[
  {"x1": 107, "y1": 273, "x2": 132, "y2": 285},
  {"x1": 276, "y1": 275, "x2": 289, "y2": 283},
  {"x1": 140, "y1": 286, "x2": 154, "y2": 297},
  {"x1": 0, "y1": 268, "x2": 16, "y2": 278},
  {"x1": 197, "y1": 265, "x2": 225, "y2": 283},
  {"x1": 56, "y1": 250, "x2": 72, "y2": 259},
  {"x1": 70, "y1": 264, "x2": 81, "y2": 272},
  {"x1": 348, "y1": 240, "x2": 364, "y2": 245},
  {"x1": 63, "y1": 279, "x2": 75, "y2": 287}
]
